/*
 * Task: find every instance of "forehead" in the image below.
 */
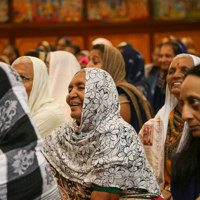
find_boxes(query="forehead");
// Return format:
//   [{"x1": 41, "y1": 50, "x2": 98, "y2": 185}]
[
  {"x1": 12, "y1": 59, "x2": 33, "y2": 75},
  {"x1": 70, "y1": 71, "x2": 86, "y2": 84},
  {"x1": 180, "y1": 75, "x2": 200, "y2": 97},
  {"x1": 90, "y1": 49, "x2": 102, "y2": 58},
  {"x1": 160, "y1": 45, "x2": 174, "y2": 54},
  {"x1": 171, "y1": 56, "x2": 194, "y2": 68},
  {"x1": 58, "y1": 38, "x2": 66, "y2": 45}
]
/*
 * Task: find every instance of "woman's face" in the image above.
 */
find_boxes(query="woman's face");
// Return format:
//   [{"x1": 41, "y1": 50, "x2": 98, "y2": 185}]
[
  {"x1": 167, "y1": 56, "x2": 194, "y2": 99},
  {"x1": 86, "y1": 49, "x2": 103, "y2": 69},
  {"x1": 180, "y1": 75, "x2": 200, "y2": 137},
  {"x1": 12, "y1": 58, "x2": 34, "y2": 98},
  {"x1": 159, "y1": 45, "x2": 175, "y2": 71},
  {"x1": 55, "y1": 38, "x2": 67, "y2": 50},
  {"x1": 2, "y1": 47, "x2": 17, "y2": 64},
  {"x1": 66, "y1": 71, "x2": 85, "y2": 123}
]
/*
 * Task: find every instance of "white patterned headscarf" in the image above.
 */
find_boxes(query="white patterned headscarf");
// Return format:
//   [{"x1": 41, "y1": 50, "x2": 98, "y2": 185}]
[
  {"x1": 42, "y1": 68, "x2": 161, "y2": 197},
  {"x1": 0, "y1": 62, "x2": 60, "y2": 199}
]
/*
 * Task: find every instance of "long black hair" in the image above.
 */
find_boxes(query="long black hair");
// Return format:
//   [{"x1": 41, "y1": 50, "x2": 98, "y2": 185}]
[{"x1": 173, "y1": 64, "x2": 200, "y2": 192}]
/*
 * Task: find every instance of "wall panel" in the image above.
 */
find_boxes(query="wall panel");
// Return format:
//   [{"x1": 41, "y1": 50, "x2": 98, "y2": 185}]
[
  {"x1": 15, "y1": 36, "x2": 84, "y2": 56},
  {"x1": 88, "y1": 34, "x2": 150, "y2": 63},
  {"x1": 0, "y1": 38, "x2": 10, "y2": 54},
  {"x1": 154, "y1": 30, "x2": 200, "y2": 55}
]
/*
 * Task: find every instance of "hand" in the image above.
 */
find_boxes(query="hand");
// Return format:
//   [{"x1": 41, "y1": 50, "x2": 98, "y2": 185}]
[{"x1": 91, "y1": 191, "x2": 119, "y2": 200}]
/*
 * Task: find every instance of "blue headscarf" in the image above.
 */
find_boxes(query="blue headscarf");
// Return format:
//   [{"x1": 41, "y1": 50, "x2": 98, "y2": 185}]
[{"x1": 122, "y1": 44, "x2": 152, "y2": 103}]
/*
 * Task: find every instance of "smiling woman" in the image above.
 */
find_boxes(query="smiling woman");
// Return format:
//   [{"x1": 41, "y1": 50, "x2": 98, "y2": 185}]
[
  {"x1": 138, "y1": 54, "x2": 200, "y2": 197},
  {"x1": 171, "y1": 65, "x2": 200, "y2": 200},
  {"x1": 42, "y1": 68, "x2": 162, "y2": 200},
  {"x1": 66, "y1": 71, "x2": 85, "y2": 124}
]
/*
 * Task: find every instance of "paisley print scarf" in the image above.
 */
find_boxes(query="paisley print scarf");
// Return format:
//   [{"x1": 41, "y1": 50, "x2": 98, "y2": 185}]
[
  {"x1": 165, "y1": 108, "x2": 184, "y2": 161},
  {"x1": 0, "y1": 62, "x2": 59, "y2": 200},
  {"x1": 42, "y1": 68, "x2": 161, "y2": 197}
]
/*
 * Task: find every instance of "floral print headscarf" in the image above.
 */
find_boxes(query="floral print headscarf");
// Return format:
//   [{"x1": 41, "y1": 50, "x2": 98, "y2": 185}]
[{"x1": 42, "y1": 68, "x2": 161, "y2": 197}]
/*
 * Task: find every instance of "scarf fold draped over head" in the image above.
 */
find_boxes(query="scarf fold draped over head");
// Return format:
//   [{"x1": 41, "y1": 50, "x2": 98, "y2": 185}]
[
  {"x1": 49, "y1": 51, "x2": 81, "y2": 122},
  {"x1": 101, "y1": 45, "x2": 153, "y2": 124},
  {"x1": 42, "y1": 68, "x2": 161, "y2": 197},
  {"x1": 23, "y1": 56, "x2": 66, "y2": 138},
  {"x1": 0, "y1": 62, "x2": 59, "y2": 199}
]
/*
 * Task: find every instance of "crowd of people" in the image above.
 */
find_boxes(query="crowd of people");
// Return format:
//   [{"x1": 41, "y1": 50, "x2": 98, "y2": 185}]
[{"x1": 0, "y1": 35, "x2": 200, "y2": 200}]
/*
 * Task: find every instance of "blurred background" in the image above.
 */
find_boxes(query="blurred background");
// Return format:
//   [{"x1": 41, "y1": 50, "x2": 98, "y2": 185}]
[{"x1": 0, "y1": 0, "x2": 200, "y2": 63}]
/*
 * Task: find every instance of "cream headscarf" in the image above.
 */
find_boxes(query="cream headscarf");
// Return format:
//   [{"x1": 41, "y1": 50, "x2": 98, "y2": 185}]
[
  {"x1": 13, "y1": 56, "x2": 67, "y2": 138},
  {"x1": 138, "y1": 53, "x2": 200, "y2": 189},
  {"x1": 49, "y1": 51, "x2": 81, "y2": 122},
  {"x1": 92, "y1": 38, "x2": 113, "y2": 47}
]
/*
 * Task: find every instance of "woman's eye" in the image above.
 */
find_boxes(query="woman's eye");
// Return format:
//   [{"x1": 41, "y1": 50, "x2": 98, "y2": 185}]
[
  {"x1": 191, "y1": 99, "x2": 200, "y2": 109},
  {"x1": 78, "y1": 87, "x2": 85, "y2": 90},
  {"x1": 20, "y1": 75, "x2": 29, "y2": 81},
  {"x1": 168, "y1": 70, "x2": 174, "y2": 75},
  {"x1": 181, "y1": 69, "x2": 187, "y2": 74}
]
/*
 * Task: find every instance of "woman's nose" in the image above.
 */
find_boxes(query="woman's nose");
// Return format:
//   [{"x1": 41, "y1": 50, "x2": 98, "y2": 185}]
[
  {"x1": 68, "y1": 89, "x2": 78, "y2": 98},
  {"x1": 182, "y1": 104, "x2": 193, "y2": 121},
  {"x1": 173, "y1": 70, "x2": 182, "y2": 78},
  {"x1": 86, "y1": 61, "x2": 92, "y2": 68}
]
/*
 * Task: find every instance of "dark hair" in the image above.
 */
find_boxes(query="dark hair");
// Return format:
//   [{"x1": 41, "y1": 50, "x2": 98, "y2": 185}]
[
  {"x1": 68, "y1": 44, "x2": 81, "y2": 55},
  {"x1": 161, "y1": 42, "x2": 184, "y2": 56},
  {"x1": 156, "y1": 43, "x2": 163, "y2": 49},
  {"x1": 173, "y1": 64, "x2": 200, "y2": 191},
  {"x1": 91, "y1": 44, "x2": 104, "y2": 54},
  {"x1": 55, "y1": 36, "x2": 71, "y2": 46},
  {"x1": 24, "y1": 50, "x2": 47, "y2": 63},
  {"x1": 24, "y1": 51, "x2": 39, "y2": 57},
  {"x1": 173, "y1": 133, "x2": 200, "y2": 192},
  {"x1": 2, "y1": 44, "x2": 20, "y2": 58},
  {"x1": 184, "y1": 64, "x2": 200, "y2": 79}
]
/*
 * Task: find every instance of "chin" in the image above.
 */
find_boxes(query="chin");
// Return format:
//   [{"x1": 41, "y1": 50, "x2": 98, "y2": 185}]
[
  {"x1": 171, "y1": 91, "x2": 180, "y2": 98},
  {"x1": 192, "y1": 131, "x2": 200, "y2": 138}
]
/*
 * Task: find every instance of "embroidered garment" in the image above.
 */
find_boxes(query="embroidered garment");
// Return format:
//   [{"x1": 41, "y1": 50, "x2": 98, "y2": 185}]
[
  {"x1": 0, "y1": 62, "x2": 60, "y2": 200},
  {"x1": 42, "y1": 68, "x2": 161, "y2": 198},
  {"x1": 165, "y1": 109, "x2": 184, "y2": 160},
  {"x1": 49, "y1": 51, "x2": 81, "y2": 122},
  {"x1": 138, "y1": 53, "x2": 200, "y2": 189}
]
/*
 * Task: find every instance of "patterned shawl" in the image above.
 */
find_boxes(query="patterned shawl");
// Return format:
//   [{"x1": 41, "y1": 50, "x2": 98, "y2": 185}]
[
  {"x1": 42, "y1": 68, "x2": 161, "y2": 197},
  {"x1": 0, "y1": 62, "x2": 60, "y2": 200},
  {"x1": 165, "y1": 109, "x2": 184, "y2": 160}
]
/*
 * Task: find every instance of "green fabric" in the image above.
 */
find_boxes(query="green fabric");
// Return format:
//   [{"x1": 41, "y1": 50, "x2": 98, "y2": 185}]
[{"x1": 93, "y1": 185, "x2": 122, "y2": 196}]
